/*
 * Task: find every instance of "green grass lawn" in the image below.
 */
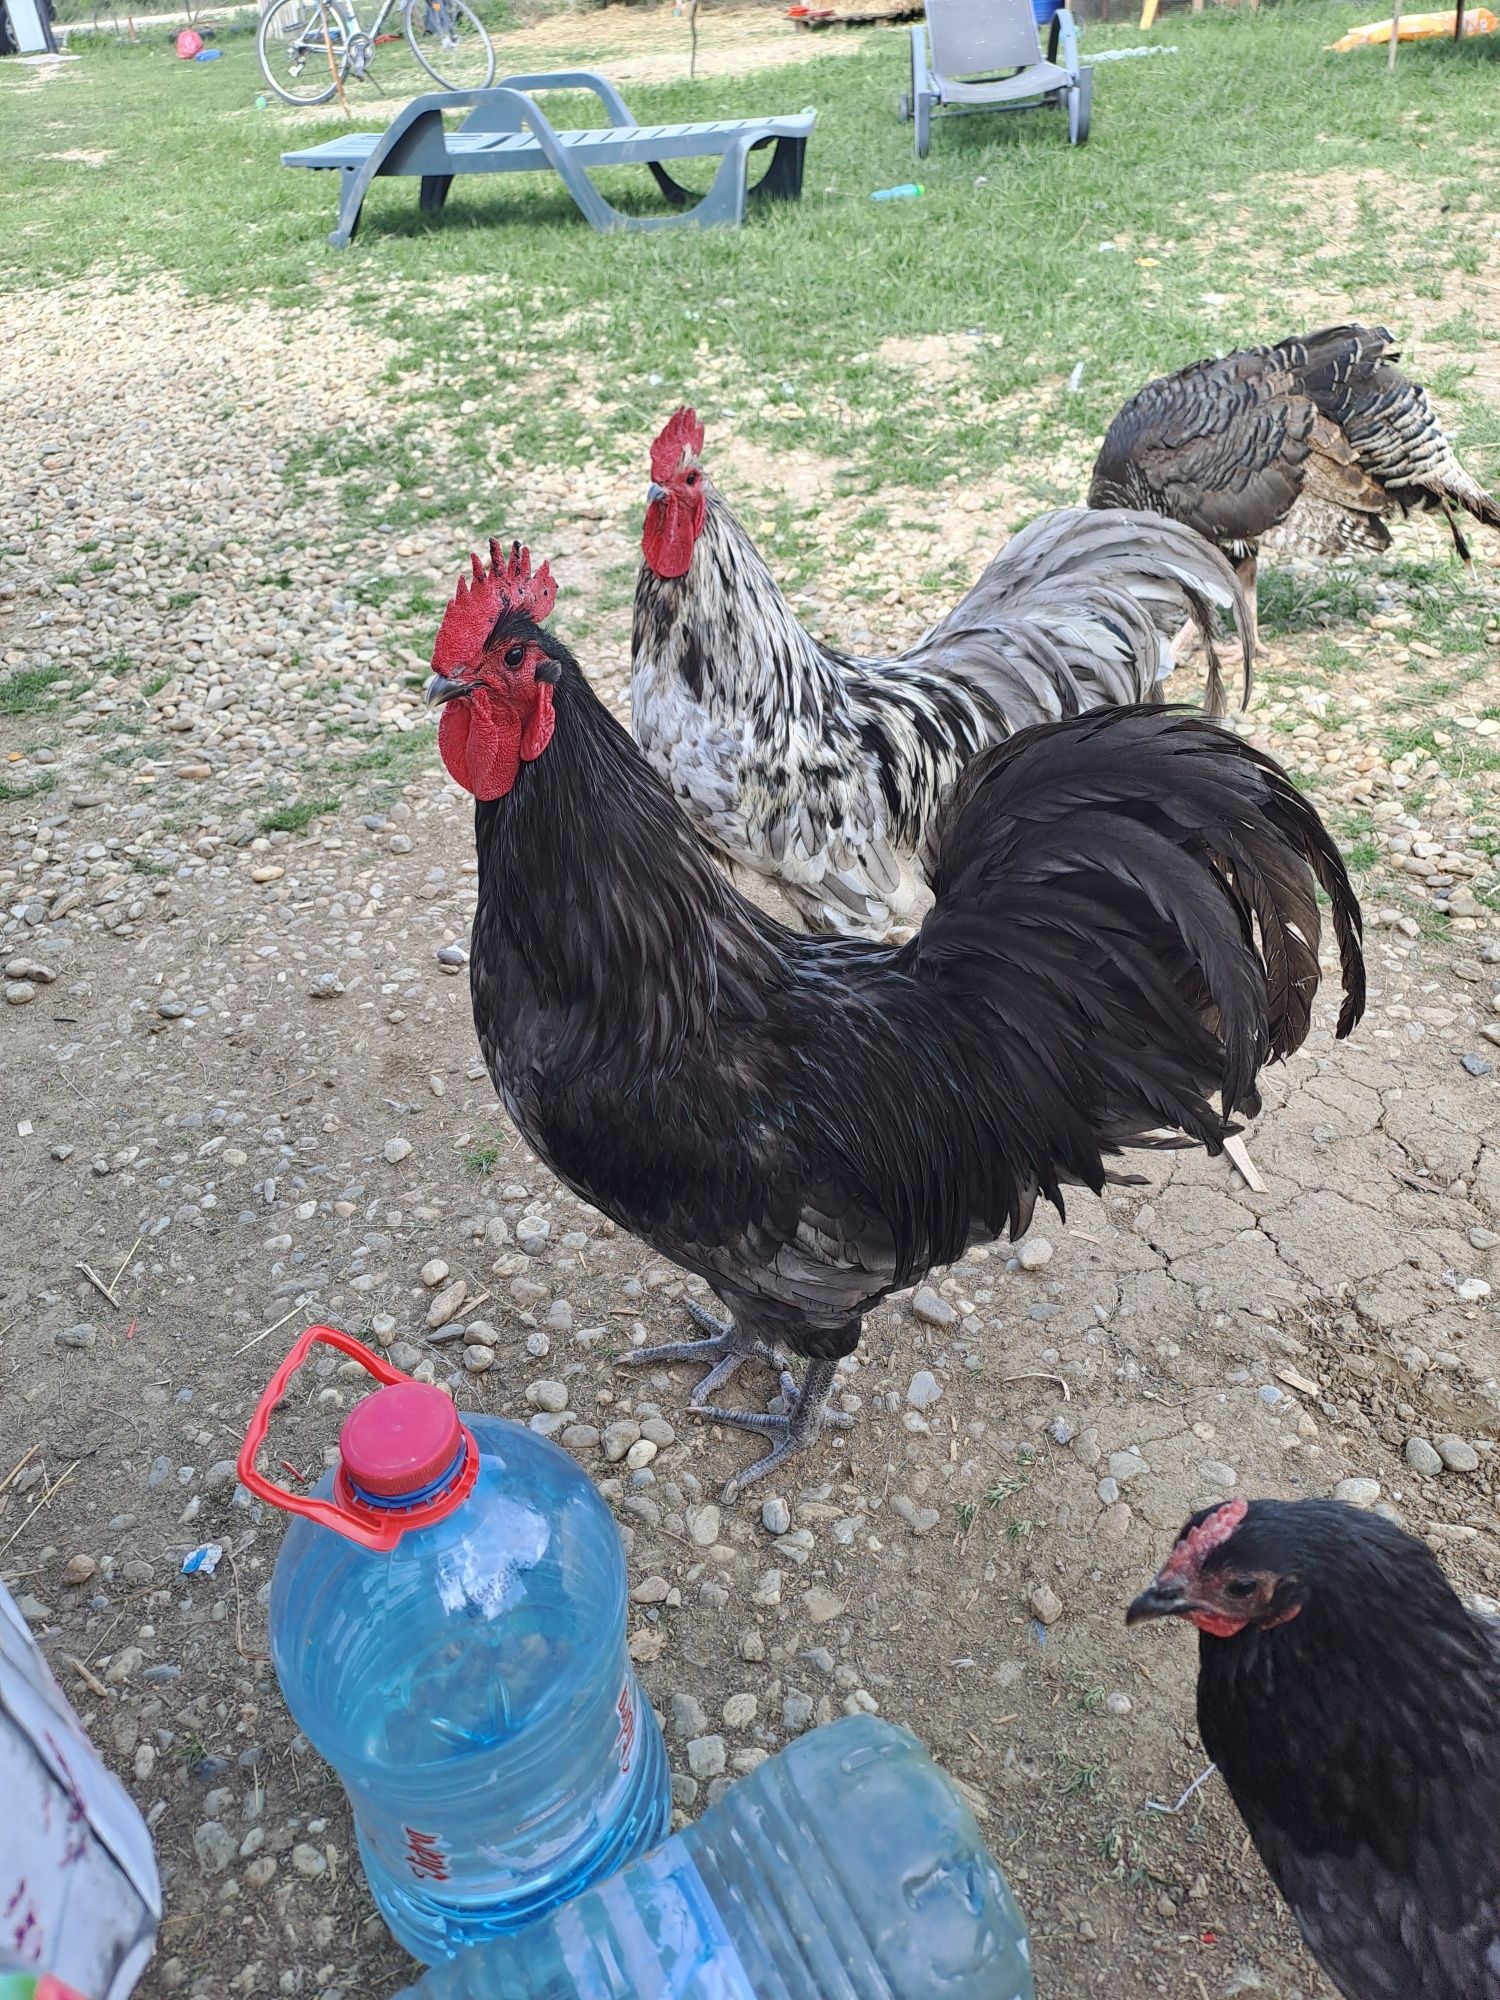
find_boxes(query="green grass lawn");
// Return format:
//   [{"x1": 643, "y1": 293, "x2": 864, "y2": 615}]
[{"x1": 4, "y1": 8, "x2": 1499, "y2": 508}]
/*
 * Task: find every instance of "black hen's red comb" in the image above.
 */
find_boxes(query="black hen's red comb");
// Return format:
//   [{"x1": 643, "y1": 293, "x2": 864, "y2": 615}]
[
  {"x1": 432, "y1": 540, "x2": 557, "y2": 672},
  {"x1": 1159, "y1": 1498, "x2": 1248, "y2": 1583}
]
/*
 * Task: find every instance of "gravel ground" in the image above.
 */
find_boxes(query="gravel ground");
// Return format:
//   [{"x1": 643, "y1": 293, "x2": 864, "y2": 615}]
[{"x1": 3, "y1": 282, "x2": 1500, "y2": 2000}]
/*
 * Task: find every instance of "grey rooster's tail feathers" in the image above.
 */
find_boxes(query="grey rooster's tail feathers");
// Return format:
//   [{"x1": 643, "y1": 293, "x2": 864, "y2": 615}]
[
  {"x1": 934, "y1": 507, "x2": 1255, "y2": 719},
  {"x1": 905, "y1": 706, "x2": 1364, "y2": 1209}
]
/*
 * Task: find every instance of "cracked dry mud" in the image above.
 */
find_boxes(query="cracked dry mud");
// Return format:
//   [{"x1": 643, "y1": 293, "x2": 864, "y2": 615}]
[{"x1": 2, "y1": 284, "x2": 1499, "y2": 2000}]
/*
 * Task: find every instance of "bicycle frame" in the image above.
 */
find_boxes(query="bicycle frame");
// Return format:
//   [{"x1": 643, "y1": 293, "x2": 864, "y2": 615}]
[{"x1": 280, "y1": 0, "x2": 398, "y2": 71}]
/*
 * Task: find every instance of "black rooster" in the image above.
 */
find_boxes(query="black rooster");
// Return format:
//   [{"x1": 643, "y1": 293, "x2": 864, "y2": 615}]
[
  {"x1": 429, "y1": 542, "x2": 1365, "y2": 1497},
  {"x1": 1128, "y1": 1498, "x2": 1500, "y2": 2000},
  {"x1": 1090, "y1": 324, "x2": 1500, "y2": 654}
]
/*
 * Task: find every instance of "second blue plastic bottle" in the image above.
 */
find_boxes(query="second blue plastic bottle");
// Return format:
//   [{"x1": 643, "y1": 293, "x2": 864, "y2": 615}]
[{"x1": 239, "y1": 1325, "x2": 671, "y2": 1963}]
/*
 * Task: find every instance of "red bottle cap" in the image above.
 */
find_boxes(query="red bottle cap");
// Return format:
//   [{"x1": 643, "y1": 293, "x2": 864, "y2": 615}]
[{"x1": 339, "y1": 1382, "x2": 463, "y2": 1497}]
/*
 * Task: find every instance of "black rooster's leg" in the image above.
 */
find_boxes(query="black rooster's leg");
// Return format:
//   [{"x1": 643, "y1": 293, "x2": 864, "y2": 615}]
[
  {"x1": 616, "y1": 1299, "x2": 780, "y2": 1405},
  {"x1": 696, "y1": 1357, "x2": 855, "y2": 1501}
]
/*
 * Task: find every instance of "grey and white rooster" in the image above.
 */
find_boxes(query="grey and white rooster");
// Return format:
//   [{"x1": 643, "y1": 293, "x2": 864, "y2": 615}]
[
  {"x1": 1089, "y1": 322, "x2": 1500, "y2": 655},
  {"x1": 633, "y1": 406, "x2": 1251, "y2": 938}
]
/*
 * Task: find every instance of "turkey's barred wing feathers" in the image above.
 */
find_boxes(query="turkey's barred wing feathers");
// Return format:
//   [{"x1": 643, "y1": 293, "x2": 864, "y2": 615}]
[{"x1": 1089, "y1": 351, "x2": 1317, "y2": 550}]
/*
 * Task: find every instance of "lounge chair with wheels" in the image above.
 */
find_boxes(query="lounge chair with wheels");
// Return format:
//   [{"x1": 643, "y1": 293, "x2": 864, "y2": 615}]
[{"x1": 899, "y1": 0, "x2": 1091, "y2": 154}]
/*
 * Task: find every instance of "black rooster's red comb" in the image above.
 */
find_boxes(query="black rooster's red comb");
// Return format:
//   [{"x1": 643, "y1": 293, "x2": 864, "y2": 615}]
[{"x1": 432, "y1": 540, "x2": 557, "y2": 671}]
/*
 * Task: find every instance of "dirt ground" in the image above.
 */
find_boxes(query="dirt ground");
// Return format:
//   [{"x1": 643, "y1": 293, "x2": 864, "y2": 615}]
[{"x1": 4, "y1": 56, "x2": 1500, "y2": 2000}]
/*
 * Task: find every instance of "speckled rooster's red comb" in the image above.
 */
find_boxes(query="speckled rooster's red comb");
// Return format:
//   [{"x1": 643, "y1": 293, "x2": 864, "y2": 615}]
[
  {"x1": 432, "y1": 540, "x2": 557, "y2": 671},
  {"x1": 650, "y1": 406, "x2": 706, "y2": 484},
  {"x1": 1159, "y1": 1498, "x2": 1248, "y2": 1583}
]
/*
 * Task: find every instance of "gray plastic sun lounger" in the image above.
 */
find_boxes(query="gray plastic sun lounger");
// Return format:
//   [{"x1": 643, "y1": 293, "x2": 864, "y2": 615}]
[
  {"x1": 899, "y1": 0, "x2": 1090, "y2": 155},
  {"x1": 283, "y1": 73, "x2": 816, "y2": 248}
]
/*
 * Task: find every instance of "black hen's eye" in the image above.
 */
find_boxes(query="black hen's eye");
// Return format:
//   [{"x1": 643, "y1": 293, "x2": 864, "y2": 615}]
[
  {"x1": 1225, "y1": 1578, "x2": 1258, "y2": 1600},
  {"x1": 503, "y1": 643, "x2": 526, "y2": 669}
]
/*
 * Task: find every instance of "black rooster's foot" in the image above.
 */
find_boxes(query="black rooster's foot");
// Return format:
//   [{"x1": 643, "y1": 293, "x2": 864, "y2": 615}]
[
  {"x1": 616, "y1": 1300, "x2": 780, "y2": 1406},
  {"x1": 694, "y1": 1359, "x2": 854, "y2": 1502}
]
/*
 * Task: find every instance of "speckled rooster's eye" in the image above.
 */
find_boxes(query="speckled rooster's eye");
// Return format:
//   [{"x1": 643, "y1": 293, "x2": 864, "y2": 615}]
[{"x1": 685, "y1": 471, "x2": 699, "y2": 486}]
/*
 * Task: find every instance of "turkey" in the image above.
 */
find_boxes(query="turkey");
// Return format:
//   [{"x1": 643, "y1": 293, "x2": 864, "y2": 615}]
[{"x1": 1089, "y1": 323, "x2": 1500, "y2": 654}]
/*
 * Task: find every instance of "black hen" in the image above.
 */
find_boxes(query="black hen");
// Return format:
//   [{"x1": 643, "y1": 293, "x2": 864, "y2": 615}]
[
  {"x1": 429, "y1": 541, "x2": 1365, "y2": 1498},
  {"x1": 1129, "y1": 1498, "x2": 1500, "y2": 2000},
  {"x1": 1090, "y1": 323, "x2": 1500, "y2": 651}
]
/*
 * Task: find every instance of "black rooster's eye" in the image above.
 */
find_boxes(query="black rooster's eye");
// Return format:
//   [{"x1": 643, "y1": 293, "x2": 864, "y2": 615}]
[
  {"x1": 1224, "y1": 1578, "x2": 1258, "y2": 1600},
  {"x1": 503, "y1": 643, "x2": 526, "y2": 669}
]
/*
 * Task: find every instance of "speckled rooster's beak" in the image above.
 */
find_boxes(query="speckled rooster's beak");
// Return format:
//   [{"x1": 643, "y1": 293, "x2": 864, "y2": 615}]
[{"x1": 646, "y1": 482, "x2": 668, "y2": 505}]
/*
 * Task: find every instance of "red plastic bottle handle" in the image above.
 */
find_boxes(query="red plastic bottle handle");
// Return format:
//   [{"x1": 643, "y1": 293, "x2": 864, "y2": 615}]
[{"x1": 237, "y1": 1323, "x2": 413, "y2": 1552}]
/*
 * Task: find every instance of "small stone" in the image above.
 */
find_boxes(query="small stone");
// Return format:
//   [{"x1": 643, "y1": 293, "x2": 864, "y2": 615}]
[
  {"x1": 1197, "y1": 1460, "x2": 1237, "y2": 1490},
  {"x1": 1437, "y1": 1435, "x2": 1480, "y2": 1474},
  {"x1": 752, "y1": 1569, "x2": 783, "y2": 1607},
  {"x1": 630, "y1": 1575, "x2": 671, "y2": 1605},
  {"x1": 462, "y1": 1345, "x2": 494, "y2": 1373},
  {"x1": 1016, "y1": 1236, "x2": 1053, "y2": 1271},
  {"x1": 1469, "y1": 1227, "x2": 1500, "y2": 1251},
  {"x1": 62, "y1": 1554, "x2": 96, "y2": 1586},
  {"x1": 781, "y1": 1691, "x2": 815, "y2": 1733},
  {"x1": 250, "y1": 864, "x2": 283, "y2": 885},
  {"x1": 308, "y1": 971, "x2": 343, "y2": 999},
  {"x1": 906, "y1": 1369, "x2": 943, "y2": 1409},
  {"x1": 5, "y1": 956, "x2": 55, "y2": 984},
  {"x1": 426, "y1": 1280, "x2": 467, "y2": 1329},
  {"x1": 740, "y1": 1628, "x2": 765, "y2": 1662},
  {"x1": 891, "y1": 1495, "x2": 941, "y2": 1536},
  {"x1": 1104, "y1": 1692, "x2": 1132, "y2": 1717},
  {"x1": 368, "y1": 1313, "x2": 397, "y2": 1347},
  {"x1": 1455, "y1": 1277, "x2": 1491, "y2": 1304},
  {"x1": 1334, "y1": 1477, "x2": 1381, "y2": 1507},
  {"x1": 420, "y1": 1258, "x2": 450, "y2": 1288},
  {"x1": 1404, "y1": 1436, "x2": 1443, "y2": 1476},
  {"x1": 761, "y1": 1496, "x2": 791, "y2": 1535},
  {"x1": 688, "y1": 1503, "x2": 721, "y2": 1548},
  {"x1": 466, "y1": 1320, "x2": 498, "y2": 1349},
  {"x1": 55, "y1": 1322, "x2": 96, "y2": 1349},
  {"x1": 4, "y1": 981, "x2": 36, "y2": 1005},
  {"x1": 602, "y1": 1419, "x2": 642, "y2": 1463},
  {"x1": 1098, "y1": 1502, "x2": 1133, "y2": 1541},
  {"x1": 244, "y1": 1856, "x2": 278, "y2": 1889},
  {"x1": 290, "y1": 1842, "x2": 327, "y2": 1879},
  {"x1": 686, "y1": 1734, "x2": 726, "y2": 1780},
  {"x1": 804, "y1": 1585, "x2": 842, "y2": 1625},
  {"x1": 382, "y1": 1137, "x2": 412, "y2": 1165},
  {"x1": 625, "y1": 1437, "x2": 658, "y2": 1470},
  {"x1": 1029, "y1": 1584, "x2": 1063, "y2": 1625},
  {"x1": 192, "y1": 1821, "x2": 237, "y2": 1875},
  {"x1": 668, "y1": 1693, "x2": 708, "y2": 1737},
  {"x1": 911, "y1": 1285, "x2": 957, "y2": 1327},
  {"x1": 526, "y1": 1379, "x2": 569, "y2": 1413},
  {"x1": 722, "y1": 1693, "x2": 757, "y2": 1729},
  {"x1": 1461, "y1": 1054, "x2": 1493, "y2": 1078},
  {"x1": 1107, "y1": 1450, "x2": 1148, "y2": 1486}
]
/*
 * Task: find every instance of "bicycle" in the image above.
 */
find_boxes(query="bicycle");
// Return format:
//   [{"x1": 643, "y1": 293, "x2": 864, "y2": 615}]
[{"x1": 257, "y1": 0, "x2": 495, "y2": 106}]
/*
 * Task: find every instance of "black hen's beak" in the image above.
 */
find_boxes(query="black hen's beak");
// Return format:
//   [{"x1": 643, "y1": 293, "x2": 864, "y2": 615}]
[
  {"x1": 646, "y1": 482, "x2": 667, "y2": 505},
  {"x1": 425, "y1": 673, "x2": 472, "y2": 708},
  {"x1": 1126, "y1": 1578, "x2": 1192, "y2": 1627}
]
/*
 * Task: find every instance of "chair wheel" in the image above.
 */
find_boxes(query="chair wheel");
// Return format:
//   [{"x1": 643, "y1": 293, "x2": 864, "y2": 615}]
[{"x1": 897, "y1": 90, "x2": 909, "y2": 119}]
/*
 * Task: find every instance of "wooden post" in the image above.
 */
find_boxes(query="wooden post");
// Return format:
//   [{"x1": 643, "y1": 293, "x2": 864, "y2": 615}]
[{"x1": 1387, "y1": 0, "x2": 1402, "y2": 66}]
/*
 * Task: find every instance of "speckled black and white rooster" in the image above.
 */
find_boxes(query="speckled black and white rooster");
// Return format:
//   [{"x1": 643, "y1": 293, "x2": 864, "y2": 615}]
[
  {"x1": 1090, "y1": 323, "x2": 1500, "y2": 655},
  {"x1": 632, "y1": 407, "x2": 1251, "y2": 938}
]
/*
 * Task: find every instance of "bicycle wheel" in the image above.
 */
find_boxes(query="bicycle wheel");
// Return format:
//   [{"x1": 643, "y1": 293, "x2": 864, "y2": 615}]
[
  {"x1": 403, "y1": 0, "x2": 494, "y2": 91},
  {"x1": 258, "y1": 0, "x2": 347, "y2": 105}
]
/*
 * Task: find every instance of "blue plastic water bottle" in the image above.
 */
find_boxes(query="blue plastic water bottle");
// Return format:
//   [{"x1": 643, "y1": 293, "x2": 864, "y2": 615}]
[
  {"x1": 239, "y1": 1326, "x2": 671, "y2": 1964},
  {"x1": 389, "y1": 1715, "x2": 1036, "y2": 1999},
  {"x1": 870, "y1": 183, "x2": 924, "y2": 201}
]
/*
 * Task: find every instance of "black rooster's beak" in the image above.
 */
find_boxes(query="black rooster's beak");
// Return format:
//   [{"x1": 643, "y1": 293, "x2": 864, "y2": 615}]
[
  {"x1": 425, "y1": 673, "x2": 472, "y2": 708},
  {"x1": 646, "y1": 482, "x2": 667, "y2": 505},
  {"x1": 1125, "y1": 1578, "x2": 1192, "y2": 1627}
]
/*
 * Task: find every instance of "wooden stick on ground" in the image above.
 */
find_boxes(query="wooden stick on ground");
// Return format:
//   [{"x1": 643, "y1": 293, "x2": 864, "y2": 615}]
[{"x1": 1224, "y1": 1133, "x2": 1266, "y2": 1193}]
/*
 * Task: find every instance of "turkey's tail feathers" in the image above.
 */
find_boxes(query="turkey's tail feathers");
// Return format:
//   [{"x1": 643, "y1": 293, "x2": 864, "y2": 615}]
[
  {"x1": 1279, "y1": 324, "x2": 1500, "y2": 559},
  {"x1": 922, "y1": 507, "x2": 1254, "y2": 721},
  {"x1": 908, "y1": 707, "x2": 1365, "y2": 1198}
]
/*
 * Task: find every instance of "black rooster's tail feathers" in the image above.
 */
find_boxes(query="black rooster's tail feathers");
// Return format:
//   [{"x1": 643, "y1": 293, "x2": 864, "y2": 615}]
[{"x1": 906, "y1": 706, "x2": 1365, "y2": 1214}]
